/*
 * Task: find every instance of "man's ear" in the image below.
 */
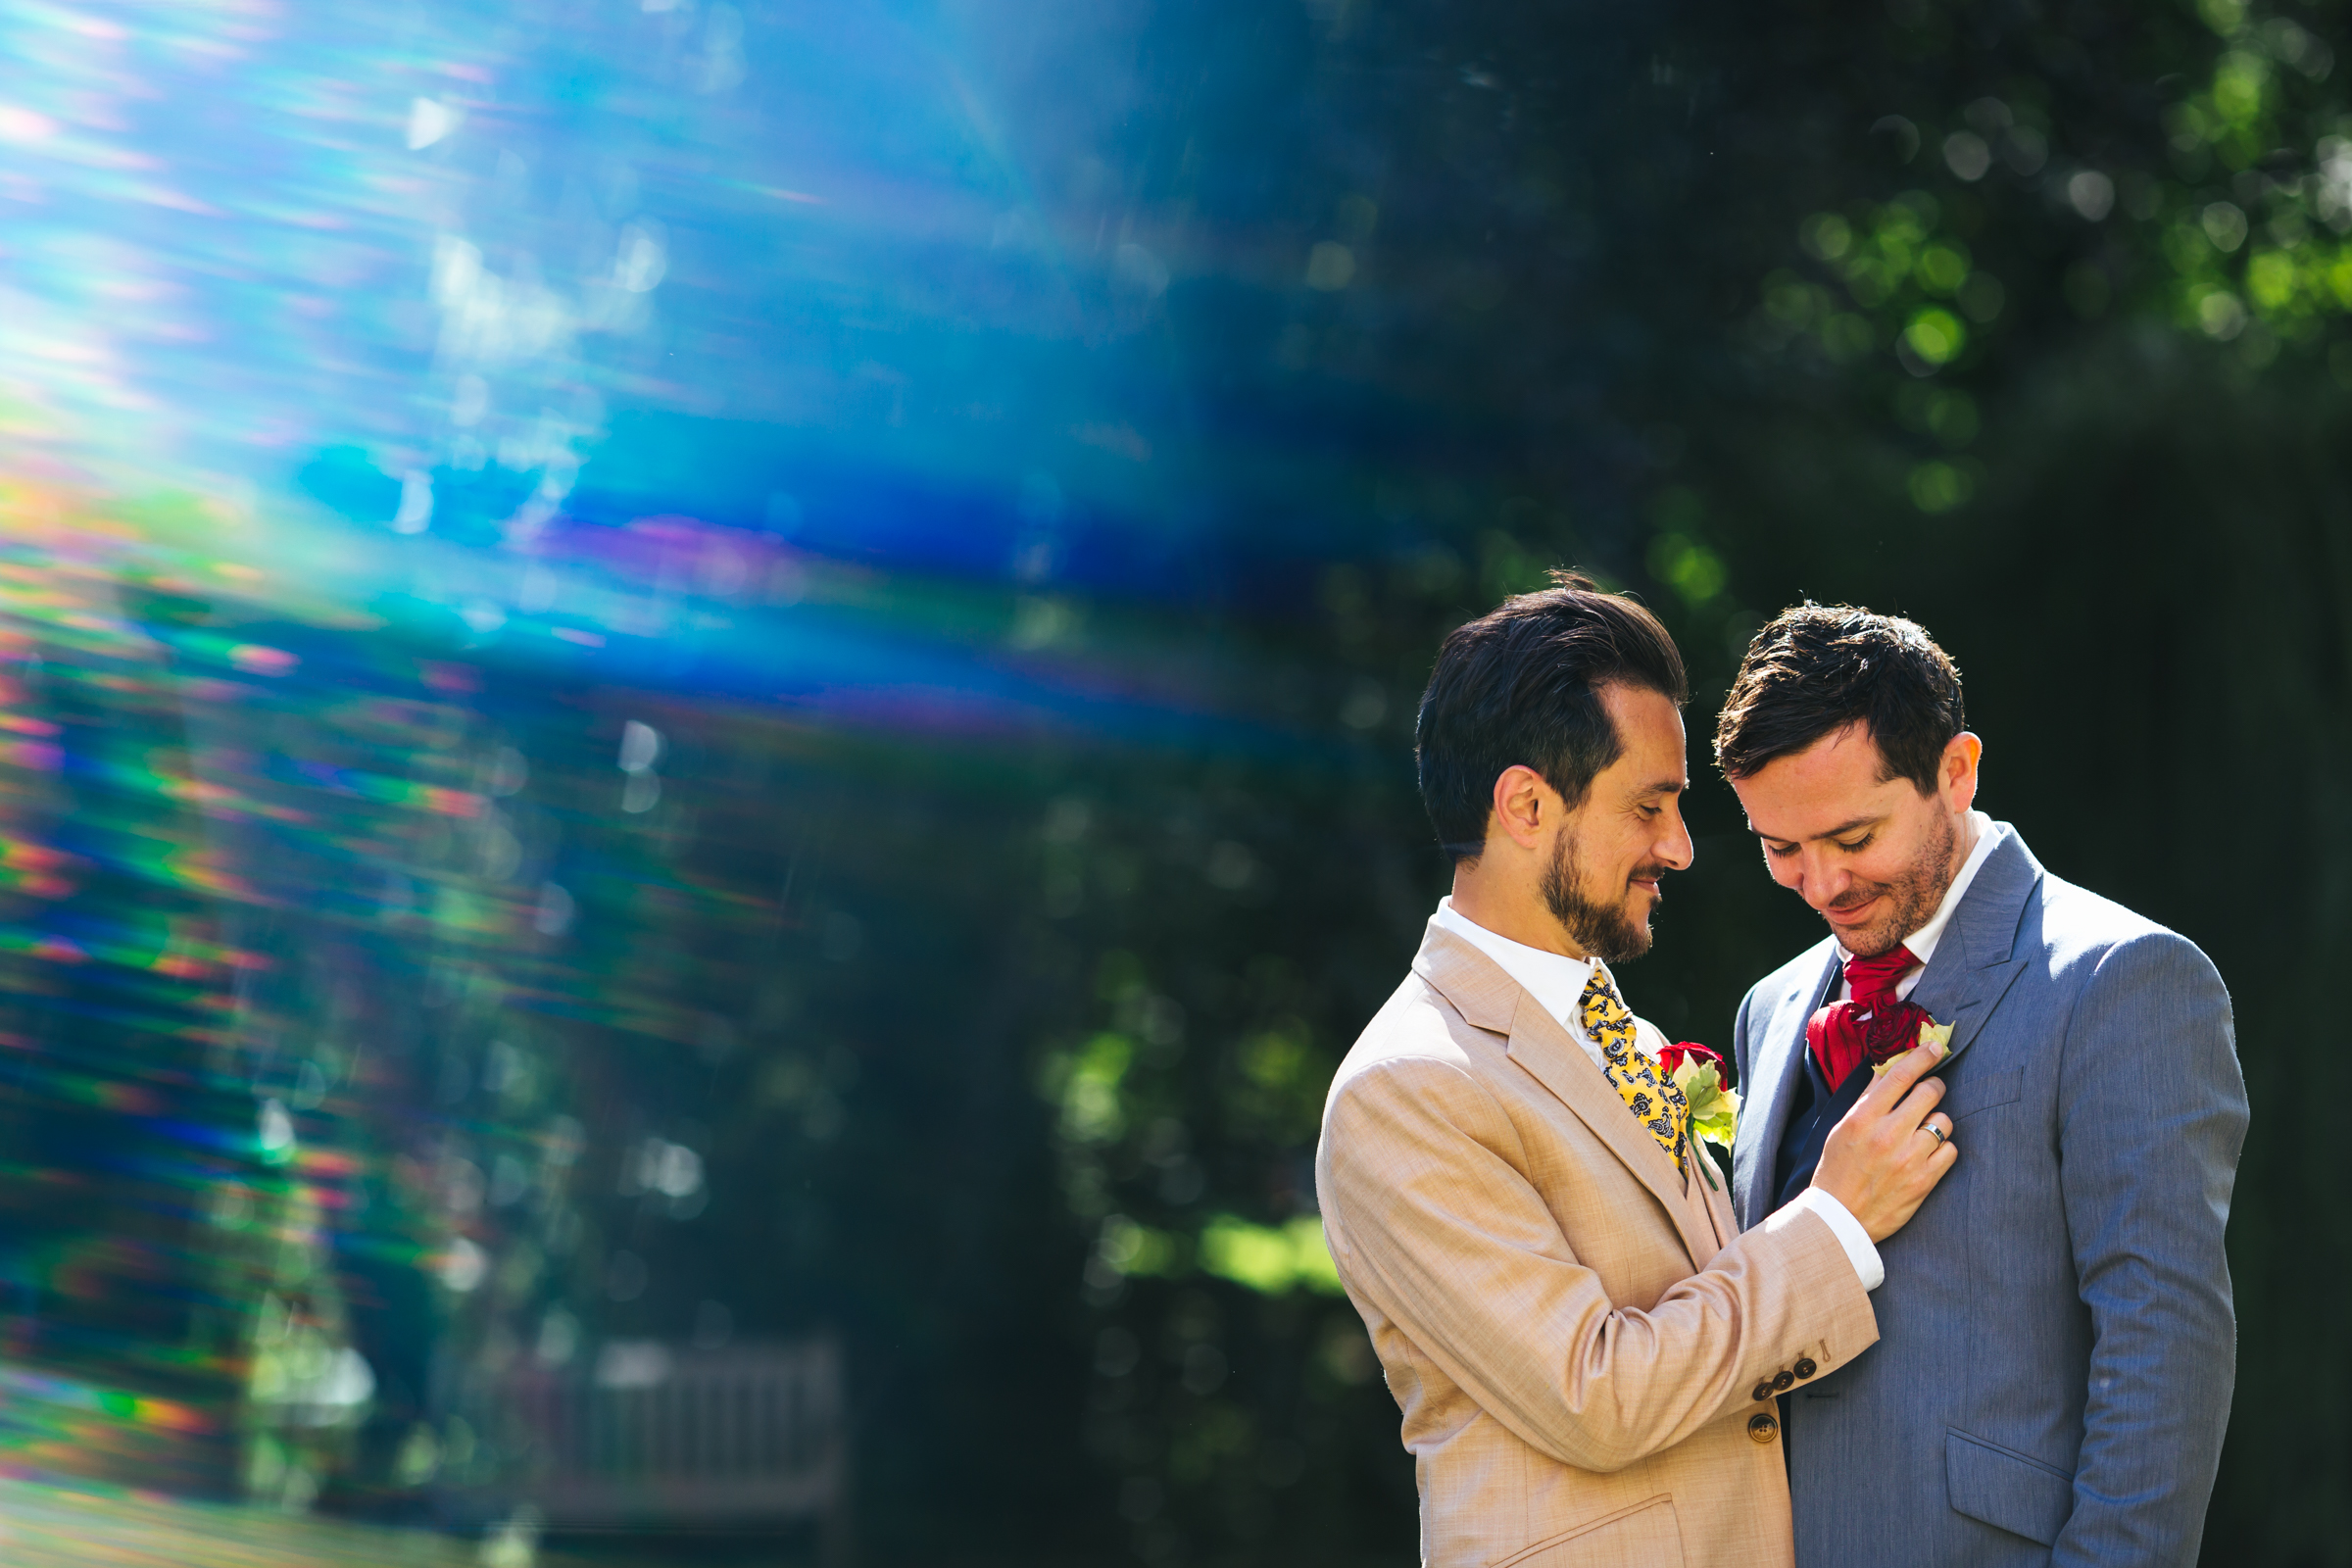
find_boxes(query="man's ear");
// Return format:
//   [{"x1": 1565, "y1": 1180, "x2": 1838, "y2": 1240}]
[
  {"x1": 1940, "y1": 731, "x2": 1982, "y2": 812},
  {"x1": 1489, "y1": 764, "x2": 1553, "y2": 852}
]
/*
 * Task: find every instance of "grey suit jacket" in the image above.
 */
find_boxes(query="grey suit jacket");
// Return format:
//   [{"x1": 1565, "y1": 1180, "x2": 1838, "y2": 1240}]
[{"x1": 1732, "y1": 823, "x2": 2247, "y2": 1568}]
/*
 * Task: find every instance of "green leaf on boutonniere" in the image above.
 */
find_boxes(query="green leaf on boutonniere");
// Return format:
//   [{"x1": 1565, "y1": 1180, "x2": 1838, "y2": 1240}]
[
  {"x1": 1872, "y1": 1017, "x2": 1956, "y2": 1076},
  {"x1": 1670, "y1": 1059, "x2": 1740, "y2": 1151}
]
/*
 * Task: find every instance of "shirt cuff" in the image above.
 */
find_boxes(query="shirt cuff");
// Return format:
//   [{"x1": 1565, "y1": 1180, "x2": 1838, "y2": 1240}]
[{"x1": 1788, "y1": 1187, "x2": 1885, "y2": 1291}]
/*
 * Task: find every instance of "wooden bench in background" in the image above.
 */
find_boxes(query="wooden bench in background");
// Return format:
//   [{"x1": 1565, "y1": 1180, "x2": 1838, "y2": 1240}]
[{"x1": 443, "y1": 1338, "x2": 849, "y2": 1563}]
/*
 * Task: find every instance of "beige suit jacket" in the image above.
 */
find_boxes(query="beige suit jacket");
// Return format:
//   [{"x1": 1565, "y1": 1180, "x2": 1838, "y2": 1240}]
[{"x1": 1315, "y1": 922, "x2": 1878, "y2": 1568}]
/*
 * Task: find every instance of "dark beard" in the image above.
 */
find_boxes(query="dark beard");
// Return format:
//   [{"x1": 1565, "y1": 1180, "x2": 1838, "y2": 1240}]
[
  {"x1": 1829, "y1": 809, "x2": 1960, "y2": 958},
  {"x1": 1542, "y1": 831, "x2": 1665, "y2": 965}
]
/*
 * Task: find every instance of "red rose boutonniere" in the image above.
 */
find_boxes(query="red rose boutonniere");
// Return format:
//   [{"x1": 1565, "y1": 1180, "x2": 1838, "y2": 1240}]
[
  {"x1": 1810, "y1": 1000, "x2": 1956, "y2": 1090},
  {"x1": 1645, "y1": 1041, "x2": 1740, "y2": 1191},
  {"x1": 1655, "y1": 1043, "x2": 1739, "y2": 1151}
]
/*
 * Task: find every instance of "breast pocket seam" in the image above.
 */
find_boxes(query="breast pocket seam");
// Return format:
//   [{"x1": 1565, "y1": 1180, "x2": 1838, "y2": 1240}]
[{"x1": 1949, "y1": 1066, "x2": 2024, "y2": 1121}]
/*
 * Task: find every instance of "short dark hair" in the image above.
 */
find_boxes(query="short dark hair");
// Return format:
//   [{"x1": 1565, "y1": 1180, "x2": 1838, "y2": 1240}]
[
  {"x1": 1415, "y1": 570, "x2": 1690, "y2": 862},
  {"x1": 1714, "y1": 604, "x2": 1965, "y2": 791}
]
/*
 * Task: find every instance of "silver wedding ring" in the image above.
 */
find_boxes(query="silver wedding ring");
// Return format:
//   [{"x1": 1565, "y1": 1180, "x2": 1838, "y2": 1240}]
[{"x1": 1926, "y1": 1123, "x2": 1947, "y2": 1148}]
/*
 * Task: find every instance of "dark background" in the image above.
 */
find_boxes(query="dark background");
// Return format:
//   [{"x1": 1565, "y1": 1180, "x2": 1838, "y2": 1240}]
[
  {"x1": 0, "y1": 0, "x2": 2345, "y2": 1562},
  {"x1": 816, "y1": 1, "x2": 2344, "y2": 1559}
]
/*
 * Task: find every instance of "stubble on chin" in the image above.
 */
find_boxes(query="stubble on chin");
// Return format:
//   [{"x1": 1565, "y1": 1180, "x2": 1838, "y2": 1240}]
[{"x1": 1832, "y1": 810, "x2": 1960, "y2": 957}]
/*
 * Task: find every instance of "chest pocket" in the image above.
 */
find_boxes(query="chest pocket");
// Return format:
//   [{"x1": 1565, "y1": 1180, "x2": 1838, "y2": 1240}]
[{"x1": 1944, "y1": 1066, "x2": 2023, "y2": 1121}]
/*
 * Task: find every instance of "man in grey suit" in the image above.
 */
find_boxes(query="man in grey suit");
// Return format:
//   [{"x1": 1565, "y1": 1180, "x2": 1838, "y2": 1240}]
[{"x1": 1715, "y1": 604, "x2": 2247, "y2": 1567}]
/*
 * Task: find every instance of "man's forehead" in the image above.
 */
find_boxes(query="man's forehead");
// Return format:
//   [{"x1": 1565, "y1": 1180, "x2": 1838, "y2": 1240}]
[
  {"x1": 1736, "y1": 773, "x2": 1904, "y2": 840},
  {"x1": 1607, "y1": 729, "x2": 1688, "y2": 796}
]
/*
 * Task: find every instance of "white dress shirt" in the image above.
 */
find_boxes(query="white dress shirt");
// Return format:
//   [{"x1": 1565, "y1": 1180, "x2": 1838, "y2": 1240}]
[
  {"x1": 1431, "y1": 897, "x2": 1883, "y2": 1291},
  {"x1": 1431, "y1": 898, "x2": 1612, "y2": 1067}
]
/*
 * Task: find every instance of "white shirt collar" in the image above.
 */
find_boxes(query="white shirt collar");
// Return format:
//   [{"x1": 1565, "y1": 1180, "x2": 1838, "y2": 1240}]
[{"x1": 1429, "y1": 897, "x2": 1614, "y2": 1068}]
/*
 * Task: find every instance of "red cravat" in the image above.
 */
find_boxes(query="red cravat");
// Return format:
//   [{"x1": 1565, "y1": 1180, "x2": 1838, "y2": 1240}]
[{"x1": 1805, "y1": 945, "x2": 1924, "y2": 1091}]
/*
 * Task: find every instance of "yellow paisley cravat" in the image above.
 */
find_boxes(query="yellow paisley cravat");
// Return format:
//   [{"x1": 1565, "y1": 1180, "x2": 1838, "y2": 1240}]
[{"x1": 1579, "y1": 966, "x2": 1689, "y2": 1175}]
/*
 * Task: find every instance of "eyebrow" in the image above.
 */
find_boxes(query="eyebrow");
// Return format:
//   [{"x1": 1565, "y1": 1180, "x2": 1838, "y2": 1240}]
[
  {"x1": 1747, "y1": 812, "x2": 1882, "y2": 842},
  {"x1": 1639, "y1": 777, "x2": 1690, "y2": 796}
]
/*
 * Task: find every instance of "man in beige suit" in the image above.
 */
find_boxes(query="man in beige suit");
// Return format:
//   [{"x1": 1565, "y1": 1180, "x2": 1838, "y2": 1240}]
[{"x1": 1316, "y1": 574, "x2": 1957, "y2": 1568}]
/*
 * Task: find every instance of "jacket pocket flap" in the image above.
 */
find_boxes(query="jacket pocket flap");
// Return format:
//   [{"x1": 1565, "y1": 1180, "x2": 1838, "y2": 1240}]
[{"x1": 1945, "y1": 1428, "x2": 2073, "y2": 1545}]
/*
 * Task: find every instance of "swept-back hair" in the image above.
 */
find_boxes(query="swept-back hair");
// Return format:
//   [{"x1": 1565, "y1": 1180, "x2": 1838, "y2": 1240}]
[{"x1": 1415, "y1": 570, "x2": 1689, "y2": 862}]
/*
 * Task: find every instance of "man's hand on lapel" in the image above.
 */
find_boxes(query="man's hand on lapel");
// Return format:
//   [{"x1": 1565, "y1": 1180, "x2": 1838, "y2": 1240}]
[{"x1": 1809, "y1": 1039, "x2": 1959, "y2": 1243}]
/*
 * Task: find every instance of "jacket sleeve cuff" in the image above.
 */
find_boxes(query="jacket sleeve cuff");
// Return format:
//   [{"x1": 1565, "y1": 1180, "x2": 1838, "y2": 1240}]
[{"x1": 1786, "y1": 1187, "x2": 1885, "y2": 1291}]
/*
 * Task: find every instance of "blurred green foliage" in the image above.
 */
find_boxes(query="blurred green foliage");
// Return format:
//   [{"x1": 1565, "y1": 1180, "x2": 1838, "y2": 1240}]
[
  {"x1": 914, "y1": 0, "x2": 2352, "y2": 1560},
  {"x1": 6, "y1": 0, "x2": 2349, "y2": 1563}
]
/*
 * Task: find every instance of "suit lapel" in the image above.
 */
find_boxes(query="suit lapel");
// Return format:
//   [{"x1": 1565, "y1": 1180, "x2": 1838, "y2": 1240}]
[
  {"x1": 1503, "y1": 995, "x2": 1719, "y2": 1270},
  {"x1": 1696, "y1": 1140, "x2": 1740, "y2": 1249},
  {"x1": 1907, "y1": 826, "x2": 2041, "y2": 1073},
  {"x1": 1735, "y1": 945, "x2": 1840, "y2": 1230},
  {"x1": 1413, "y1": 925, "x2": 1716, "y2": 1270},
  {"x1": 1911, "y1": 957, "x2": 2029, "y2": 1073}
]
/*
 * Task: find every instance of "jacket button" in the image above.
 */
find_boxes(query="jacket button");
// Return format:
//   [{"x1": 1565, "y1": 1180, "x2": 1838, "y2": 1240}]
[
  {"x1": 1747, "y1": 1412, "x2": 1780, "y2": 1444},
  {"x1": 1793, "y1": 1357, "x2": 1818, "y2": 1380},
  {"x1": 1750, "y1": 1381, "x2": 1774, "y2": 1403},
  {"x1": 1772, "y1": 1370, "x2": 1795, "y2": 1392}
]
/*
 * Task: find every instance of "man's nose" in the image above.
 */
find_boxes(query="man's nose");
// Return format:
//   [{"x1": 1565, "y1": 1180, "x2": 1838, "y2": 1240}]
[
  {"x1": 1801, "y1": 852, "x2": 1848, "y2": 908},
  {"x1": 1658, "y1": 809, "x2": 1694, "y2": 871}
]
